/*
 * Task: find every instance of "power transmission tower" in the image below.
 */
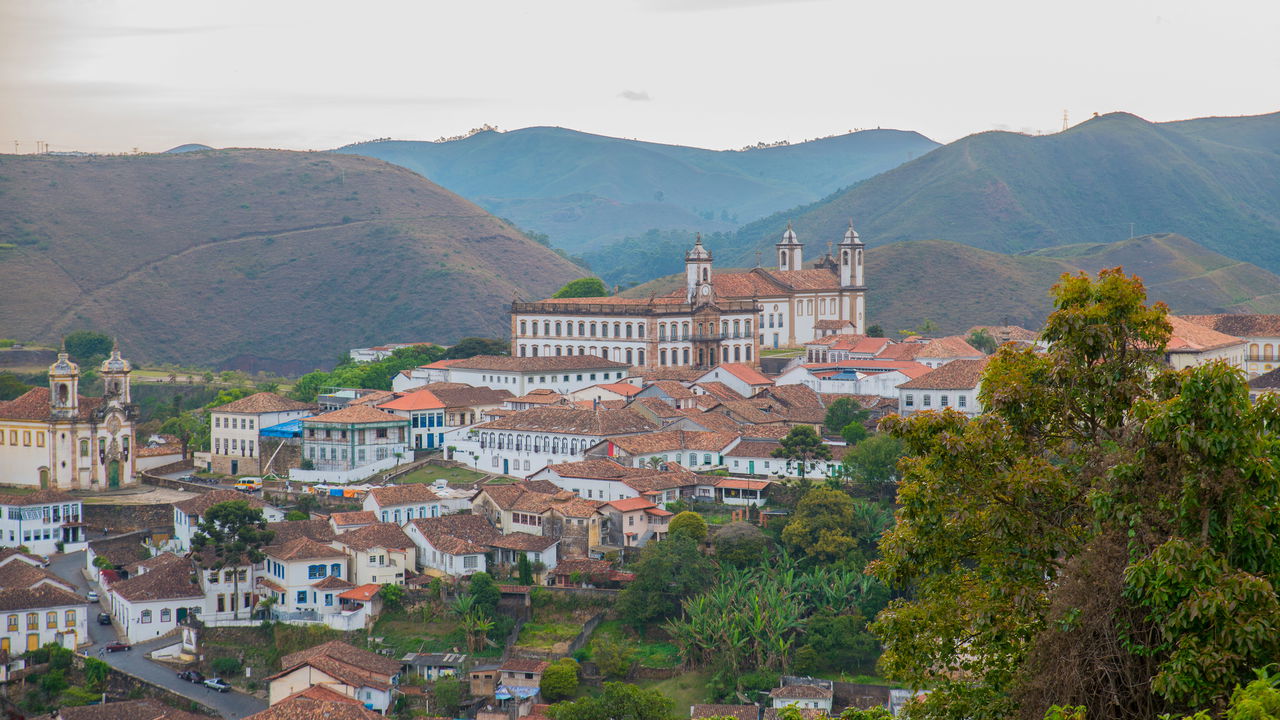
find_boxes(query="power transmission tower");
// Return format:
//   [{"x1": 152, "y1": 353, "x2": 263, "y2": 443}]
[{"x1": 1062, "y1": 110, "x2": 1069, "y2": 132}]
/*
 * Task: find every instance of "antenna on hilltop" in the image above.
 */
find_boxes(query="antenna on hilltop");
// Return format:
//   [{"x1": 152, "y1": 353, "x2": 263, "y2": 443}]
[{"x1": 1062, "y1": 110, "x2": 1069, "y2": 132}]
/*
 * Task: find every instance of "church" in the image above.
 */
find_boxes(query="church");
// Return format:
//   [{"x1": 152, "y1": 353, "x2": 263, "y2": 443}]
[
  {"x1": 0, "y1": 344, "x2": 139, "y2": 489},
  {"x1": 509, "y1": 223, "x2": 867, "y2": 367}
]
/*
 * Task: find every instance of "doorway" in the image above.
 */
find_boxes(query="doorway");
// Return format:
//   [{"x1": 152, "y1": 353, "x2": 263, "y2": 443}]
[{"x1": 107, "y1": 460, "x2": 120, "y2": 489}]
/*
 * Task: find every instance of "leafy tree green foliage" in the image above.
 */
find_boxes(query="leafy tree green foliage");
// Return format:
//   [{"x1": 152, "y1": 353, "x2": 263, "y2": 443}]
[
  {"x1": 191, "y1": 501, "x2": 274, "y2": 619},
  {"x1": 866, "y1": 324, "x2": 885, "y2": 338},
  {"x1": 83, "y1": 657, "x2": 109, "y2": 691},
  {"x1": 668, "y1": 511, "x2": 708, "y2": 542},
  {"x1": 839, "y1": 434, "x2": 903, "y2": 499},
  {"x1": 445, "y1": 337, "x2": 511, "y2": 359},
  {"x1": 782, "y1": 488, "x2": 888, "y2": 569},
  {"x1": 518, "y1": 553, "x2": 533, "y2": 585},
  {"x1": 840, "y1": 421, "x2": 868, "y2": 447},
  {"x1": 546, "y1": 681, "x2": 672, "y2": 720},
  {"x1": 159, "y1": 411, "x2": 209, "y2": 457},
  {"x1": 591, "y1": 636, "x2": 634, "y2": 679},
  {"x1": 552, "y1": 278, "x2": 609, "y2": 299},
  {"x1": 212, "y1": 656, "x2": 242, "y2": 675},
  {"x1": 618, "y1": 535, "x2": 713, "y2": 630},
  {"x1": 772, "y1": 425, "x2": 832, "y2": 481},
  {"x1": 711, "y1": 521, "x2": 770, "y2": 567},
  {"x1": 433, "y1": 676, "x2": 462, "y2": 716},
  {"x1": 290, "y1": 344, "x2": 446, "y2": 401},
  {"x1": 0, "y1": 372, "x2": 30, "y2": 401},
  {"x1": 873, "y1": 268, "x2": 1280, "y2": 720},
  {"x1": 284, "y1": 510, "x2": 309, "y2": 522},
  {"x1": 468, "y1": 572, "x2": 501, "y2": 618},
  {"x1": 824, "y1": 398, "x2": 870, "y2": 436},
  {"x1": 63, "y1": 330, "x2": 112, "y2": 365},
  {"x1": 378, "y1": 583, "x2": 405, "y2": 611},
  {"x1": 968, "y1": 328, "x2": 999, "y2": 354},
  {"x1": 540, "y1": 658, "x2": 580, "y2": 702}
]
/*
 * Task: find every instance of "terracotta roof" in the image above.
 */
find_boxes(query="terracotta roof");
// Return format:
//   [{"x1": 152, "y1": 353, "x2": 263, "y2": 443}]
[
  {"x1": 347, "y1": 390, "x2": 397, "y2": 407},
  {"x1": 426, "y1": 384, "x2": 513, "y2": 407},
  {"x1": 596, "y1": 382, "x2": 642, "y2": 397},
  {"x1": 267, "y1": 518, "x2": 337, "y2": 544},
  {"x1": 604, "y1": 497, "x2": 656, "y2": 512},
  {"x1": 0, "y1": 584, "x2": 85, "y2": 611},
  {"x1": 546, "y1": 496, "x2": 605, "y2": 518},
  {"x1": 500, "y1": 658, "x2": 549, "y2": 673},
  {"x1": 808, "y1": 334, "x2": 892, "y2": 354},
  {"x1": 725, "y1": 441, "x2": 784, "y2": 459},
  {"x1": 630, "y1": 397, "x2": 686, "y2": 419},
  {"x1": 0, "y1": 387, "x2": 102, "y2": 422},
  {"x1": 695, "y1": 381, "x2": 746, "y2": 401},
  {"x1": 109, "y1": 555, "x2": 203, "y2": 602},
  {"x1": 88, "y1": 531, "x2": 150, "y2": 568},
  {"x1": 875, "y1": 342, "x2": 924, "y2": 361},
  {"x1": 628, "y1": 367, "x2": 706, "y2": 383},
  {"x1": 646, "y1": 380, "x2": 695, "y2": 399},
  {"x1": 277, "y1": 640, "x2": 402, "y2": 690},
  {"x1": 510, "y1": 390, "x2": 567, "y2": 405},
  {"x1": 1181, "y1": 314, "x2": 1280, "y2": 338},
  {"x1": 409, "y1": 515, "x2": 497, "y2": 555},
  {"x1": 210, "y1": 392, "x2": 313, "y2": 415},
  {"x1": 916, "y1": 336, "x2": 984, "y2": 359},
  {"x1": 552, "y1": 558, "x2": 614, "y2": 579},
  {"x1": 377, "y1": 388, "x2": 445, "y2": 411},
  {"x1": 708, "y1": 363, "x2": 774, "y2": 387},
  {"x1": 173, "y1": 489, "x2": 268, "y2": 516},
  {"x1": 692, "y1": 705, "x2": 759, "y2": 720},
  {"x1": 608, "y1": 430, "x2": 739, "y2": 454},
  {"x1": 475, "y1": 406, "x2": 656, "y2": 435},
  {"x1": 1166, "y1": 316, "x2": 1246, "y2": 353},
  {"x1": 245, "y1": 697, "x2": 382, "y2": 720},
  {"x1": 257, "y1": 577, "x2": 285, "y2": 593},
  {"x1": 448, "y1": 355, "x2": 629, "y2": 371},
  {"x1": 312, "y1": 575, "x2": 356, "y2": 590},
  {"x1": 0, "y1": 547, "x2": 46, "y2": 567},
  {"x1": 709, "y1": 399, "x2": 794, "y2": 425},
  {"x1": 678, "y1": 409, "x2": 745, "y2": 433},
  {"x1": 330, "y1": 511, "x2": 378, "y2": 527},
  {"x1": 897, "y1": 357, "x2": 991, "y2": 390},
  {"x1": 968, "y1": 325, "x2": 1041, "y2": 344},
  {"x1": 716, "y1": 478, "x2": 771, "y2": 490},
  {"x1": 338, "y1": 523, "x2": 413, "y2": 552},
  {"x1": 61, "y1": 699, "x2": 208, "y2": 720},
  {"x1": 367, "y1": 484, "x2": 440, "y2": 507},
  {"x1": 542, "y1": 459, "x2": 648, "y2": 480},
  {"x1": 770, "y1": 684, "x2": 833, "y2": 700},
  {"x1": 621, "y1": 468, "x2": 701, "y2": 494},
  {"x1": 814, "y1": 319, "x2": 857, "y2": 331},
  {"x1": 476, "y1": 484, "x2": 562, "y2": 513},
  {"x1": 337, "y1": 583, "x2": 381, "y2": 602},
  {"x1": 268, "y1": 536, "x2": 344, "y2": 561},
  {"x1": 1250, "y1": 367, "x2": 1280, "y2": 390},
  {"x1": 278, "y1": 684, "x2": 364, "y2": 706},
  {"x1": 490, "y1": 533, "x2": 558, "y2": 552},
  {"x1": 0, "y1": 488, "x2": 78, "y2": 506},
  {"x1": 304, "y1": 405, "x2": 406, "y2": 425},
  {"x1": 135, "y1": 442, "x2": 182, "y2": 458}
]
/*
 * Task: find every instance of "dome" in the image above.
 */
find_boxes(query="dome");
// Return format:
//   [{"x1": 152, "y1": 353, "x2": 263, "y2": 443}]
[
  {"x1": 685, "y1": 234, "x2": 712, "y2": 261},
  {"x1": 49, "y1": 351, "x2": 78, "y2": 376},
  {"x1": 842, "y1": 220, "x2": 862, "y2": 245},
  {"x1": 779, "y1": 223, "x2": 799, "y2": 244},
  {"x1": 101, "y1": 343, "x2": 131, "y2": 373}
]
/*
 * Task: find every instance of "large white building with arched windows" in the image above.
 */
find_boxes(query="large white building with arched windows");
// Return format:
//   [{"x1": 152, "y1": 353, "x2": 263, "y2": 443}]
[
  {"x1": 509, "y1": 224, "x2": 868, "y2": 367},
  {"x1": 0, "y1": 344, "x2": 138, "y2": 490}
]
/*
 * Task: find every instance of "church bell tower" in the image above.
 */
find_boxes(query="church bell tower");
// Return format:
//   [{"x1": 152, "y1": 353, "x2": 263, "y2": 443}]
[
  {"x1": 839, "y1": 220, "x2": 864, "y2": 287},
  {"x1": 100, "y1": 340, "x2": 132, "y2": 405},
  {"x1": 685, "y1": 234, "x2": 714, "y2": 303},
  {"x1": 48, "y1": 348, "x2": 80, "y2": 418},
  {"x1": 777, "y1": 223, "x2": 803, "y2": 271}
]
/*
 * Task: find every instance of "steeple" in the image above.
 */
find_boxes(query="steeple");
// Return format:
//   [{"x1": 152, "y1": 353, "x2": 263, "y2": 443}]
[
  {"x1": 776, "y1": 222, "x2": 803, "y2": 270},
  {"x1": 839, "y1": 219, "x2": 864, "y2": 287},
  {"x1": 48, "y1": 347, "x2": 80, "y2": 417},
  {"x1": 100, "y1": 339, "x2": 132, "y2": 403},
  {"x1": 685, "y1": 233, "x2": 714, "y2": 303}
]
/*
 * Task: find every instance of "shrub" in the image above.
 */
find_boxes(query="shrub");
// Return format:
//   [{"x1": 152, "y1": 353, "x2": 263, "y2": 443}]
[
  {"x1": 212, "y1": 656, "x2": 243, "y2": 675},
  {"x1": 540, "y1": 658, "x2": 580, "y2": 701},
  {"x1": 668, "y1": 511, "x2": 708, "y2": 542}
]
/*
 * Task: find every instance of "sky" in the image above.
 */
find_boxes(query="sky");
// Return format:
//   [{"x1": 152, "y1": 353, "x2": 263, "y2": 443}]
[{"x1": 1, "y1": 0, "x2": 1278, "y2": 154}]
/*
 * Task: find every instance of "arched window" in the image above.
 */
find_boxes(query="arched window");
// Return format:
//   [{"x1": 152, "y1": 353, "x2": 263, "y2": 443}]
[
  {"x1": 578, "y1": 322, "x2": 585, "y2": 335},
  {"x1": 555, "y1": 346, "x2": 562, "y2": 356},
  {"x1": 590, "y1": 322, "x2": 597, "y2": 337},
  {"x1": 515, "y1": 436, "x2": 522, "y2": 451},
  {"x1": 531, "y1": 322, "x2": 539, "y2": 336},
  {"x1": 140, "y1": 609, "x2": 152, "y2": 623},
  {"x1": 161, "y1": 608, "x2": 171, "y2": 622},
  {"x1": 1251, "y1": 344, "x2": 1261, "y2": 360},
  {"x1": 659, "y1": 324, "x2": 667, "y2": 340},
  {"x1": 683, "y1": 348, "x2": 691, "y2": 365},
  {"x1": 746, "y1": 346, "x2": 753, "y2": 361},
  {"x1": 331, "y1": 563, "x2": 341, "y2": 577},
  {"x1": 614, "y1": 322, "x2": 622, "y2": 337},
  {"x1": 79, "y1": 439, "x2": 89, "y2": 457},
  {"x1": 625, "y1": 324, "x2": 633, "y2": 338},
  {"x1": 626, "y1": 349, "x2": 633, "y2": 364},
  {"x1": 843, "y1": 250, "x2": 849, "y2": 265},
  {"x1": 638, "y1": 324, "x2": 645, "y2": 338},
  {"x1": 745, "y1": 320, "x2": 752, "y2": 335},
  {"x1": 578, "y1": 346, "x2": 585, "y2": 355},
  {"x1": 1267, "y1": 345, "x2": 1275, "y2": 362},
  {"x1": 697, "y1": 349, "x2": 704, "y2": 366},
  {"x1": 660, "y1": 349, "x2": 668, "y2": 365},
  {"x1": 519, "y1": 345, "x2": 526, "y2": 357},
  {"x1": 555, "y1": 322, "x2": 562, "y2": 336},
  {"x1": 497, "y1": 435, "x2": 505, "y2": 450},
  {"x1": 682, "y1": 322, "x2": 690, "y2": 339},
  {"x1": 543, "y1": 321, "x2": 551, "y2": 335},
  {"x1": 566, "y1": 322, "x2": 573, "y2": 337},
  {"x1": 637, "y1": 349, "x2": 645, "y2": 365},
  {"x1": 520, "y1": 321, "x2": 527, "y2": 335},
  {"x1": 781, "y1": 253, "x2": 788, "y2": 269},
  {"x1": 734, "y1": 346, "x2": 742, "y2": 362},
  {"x1": 552, "y1": 437, "x2": 560, "y2": 454}
]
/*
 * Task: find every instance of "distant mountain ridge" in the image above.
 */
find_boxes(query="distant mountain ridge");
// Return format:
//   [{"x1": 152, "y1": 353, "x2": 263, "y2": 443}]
[
  {"x1": 335, "y1": 126, "x2": 939, "y2": 251},
  {"x1": 0, "y1": 150, "x2": 583, "y2": 373}
]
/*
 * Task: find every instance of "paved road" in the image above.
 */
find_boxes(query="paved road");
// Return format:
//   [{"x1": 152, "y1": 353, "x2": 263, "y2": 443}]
[{"x1": 50, "y1": 551, "x2": 269, "y2": 720}]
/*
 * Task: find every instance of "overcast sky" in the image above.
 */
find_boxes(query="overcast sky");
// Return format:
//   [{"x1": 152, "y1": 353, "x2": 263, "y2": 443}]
[{"x1": 2, "y1": 0, "x2": 1277, "y2": 154}]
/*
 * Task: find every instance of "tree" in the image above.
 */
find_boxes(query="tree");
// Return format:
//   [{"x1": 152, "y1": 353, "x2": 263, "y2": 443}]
[
  {"x1": 592, "y1": 636, "x2": 635, "y2": 679},
  {"x1": 540, "y1": 658, "x2": 580, "y2": 702},
  {"x1": 284, "y1": 510, "x2": 308, "y2": 522},
  {"x1": 0, "y1": 373, "x2": 30, "y2": 401},
  {"x1": 839, "y1": 434, "x2": 903, "y2": 499},
  {"x1": 968, "y1": 328, "x2": 999, "y2": 354},
  {"x1": 518, "y1": 553, "x2": 533, "y2": 585},
  {"x1": 433, "y1": 676, "x2": 462, "y2": 717},
  {"x1": 378, "y1": 583, "x2": 405, "y2": 611},
  {"x1": 866, "y1": 324, "x2": 885, "y2": 338},
  {"x1": 445, "y1": 337, "x2": 510, "y2": 360},
  {"x1": 823, "y1": 398, "x2": 869, "y2": 436},
  {"x1": 668, "y1": 511, "x2": 707, "y2": 542},
  {"x1": 617, "y1": 534, "x2": 714, "y2": 630},
  {"x1": 545, "y1": 681, "x2": 672, "y2": 720},
  {"x1": 83, "y1": 657, "x2": 109, "y2": 692},
  {"x1": 772, "y1": 425, "x2": 832, "y2": 483},
  {"x1": 840, "y1": 421, "x2": 868, "y2": 447},
  {"x1": 190, "y1": 501, "x2": 275, "y2": 620},
  {"x1": 159, "y1": 412, "x2": 208, "y2": 458},
  {"x1": 712, "y1": 521, "x2": 769, "y2": 567},
  {"x1": 468, "y1": 572, "x2": 500, "y2": 617},
  {"x1": 871, "y1": 268, "x2": 1280, "y2": 720},
  {"x1": 781, "y1": 488, "x2": 859, "y2": 566},
  {"x1": 63, "y1": 330, "x2": 112, "y2": 365},
  {"x1": 552, "y1": 278, "x2": 609, "y2": 299}
]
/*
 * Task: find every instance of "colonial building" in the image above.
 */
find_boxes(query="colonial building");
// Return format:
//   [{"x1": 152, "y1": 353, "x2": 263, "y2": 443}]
[
  {"x1": 509, "y1": 226, "x2": 867, "y2": 367},
  {"x1": 452, "y1": 406, "x2": 657, "y2": 478},
  {"x1": 444, "y1": 355, "x2": 631, "y2": 396},
  {"x1": 0, "y1": 490, "x2": 86, "y2": 554},
  {"x1": 376, "y1": 384, "x2": 512, "y2": 451},
  {"x1": 896, "y1": 357, "x2": 991, "y2": 418},
  {"x1": 1180, "y1": 314, "x2": 1277, "y2": 376},
  {"x1": 301, "y1": 407, "x2": 410, "y2": 475},
  {"x1": 267, "y1": 640, "x2": 402, "y2": 714},
  {"x1": 0, "y1": 345, "x2": 138, "y2": 490},
  {"x1": 209, "y1": 392, "x2": 314, "y2": 476}
]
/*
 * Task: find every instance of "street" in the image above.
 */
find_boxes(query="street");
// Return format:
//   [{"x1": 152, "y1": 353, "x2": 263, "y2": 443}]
[{"x1": 49, "y1": 551, "x2": 269, "y2": 720}]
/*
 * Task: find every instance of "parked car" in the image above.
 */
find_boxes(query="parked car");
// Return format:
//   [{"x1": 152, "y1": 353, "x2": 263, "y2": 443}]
[
  {"x1": 87, "y1": 590, "x2": 98, "y2": 602},
  {"x1": 177, "y1": 670, "x2": 205, "y2": 683},
  {"x1": 104, "y1": 642, "x2": 131, "y2": 653},
  {"x1": 203, "y1": 678, "x2": 232, "y2": 692},
  {"x1": 97, "y1": 612, "x2": 111, "y2": 625},
  {"x1": 234, "y1": 477, "x2": 262, "y2": 493}
]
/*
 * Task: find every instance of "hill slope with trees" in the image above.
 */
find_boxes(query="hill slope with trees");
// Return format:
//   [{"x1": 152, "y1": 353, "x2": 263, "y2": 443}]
[{"x1": 0, "y1": 150, "x2": 583, "y2": 373}]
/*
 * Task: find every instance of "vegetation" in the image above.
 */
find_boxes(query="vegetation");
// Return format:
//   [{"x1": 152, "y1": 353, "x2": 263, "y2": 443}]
[
  {"x1": 873, "y1": 268, "x2": 1280, "y2": 720},
  {"x1": 711, "y1": 521, "x2": 770, "y2": 567},
  {"x1": 433, "y1": 676, "x2": 463, "y2": 716},
  {"x1": 552, "y1": 277, "x2": 609, "y2": 298},
  {"x1": 772, "y1": 425, "x2": 832, "y2": 483},
  {"x1": 63, "y1": 330, "x2": 113, "y2": 365},
  {"x1": 190, "y1": 501, "x2": 275, "y2": 619},
  {"x1": 546, "y1": 681, "x2": 673, "y2": 720},
  {"x1": 289, "y1": 339, "x2": 506, "y2": 401},
  {"x1": 618, "y1": 534, "x2": 715, "y2": 630},
  {"x1": 540, "y1": 658, "x2": 580, "y2": 701},
  {"x1": 968, "y1": 327, "x2": 998, "y2": 354},
  {"x1": 667, "y1": 511, "x2": 708, "y2": 542},
  {"x1": 0, "y1": 372, "x2": 31, "y2": 400},
  {"x1": 823, "y1": 397, "x2": 870, "y2": 437}
]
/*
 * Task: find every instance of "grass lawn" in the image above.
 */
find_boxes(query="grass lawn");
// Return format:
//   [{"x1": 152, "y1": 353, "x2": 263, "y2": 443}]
[
  {"x1": 638, "y1": 671, "x2": 711, "y2": 709},
  {"x1": 393, "y1": 465, "x2": 489, "y2": 486},
  {"x1": 367, "y1": 608, "x2": 502, "y2": 658},
  {"x1": 591, "y1": 620, "x2": 680, "y2": 669},
  {"x1": 516, "y1": 620, "x2": 580, "y2": 650},
  {"x1": 809, "y1": 670, "x2": 903, "y2": 687}
]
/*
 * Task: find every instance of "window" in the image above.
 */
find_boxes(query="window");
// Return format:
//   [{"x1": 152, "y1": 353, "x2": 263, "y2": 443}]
[
  {"x1": 325, "y1": 594, "x2": 334, "y2": 606},
  {"x1": 65, "y1": 610, "x2": 76, "y2": 627},
  {"x1": 296, "y1": 591, "x2": 308, "y2": 604},
  {"x1": 941, "y1": 395, "x2": 950, "y2": 407},
  {"x1": 331, "y1": 563, "x2": 342, "y2": 577},
  {"x1": 46, "y1": 611, "x2": 57, "y2": 628},
  {"x1": 25, "y1": 613, "x2": 37, "y2": 630},
  {"x1": 463, "y1": 555, "x2": 478, "y2": 569},
  {"x1": 79, "y1": 439, "x2": 89, "y2": 458},
  {"x1": 36, "y1": 432, "x2": 44, "y2": 447},
  {"x1": 140, "y1": 610, "x2": 152, "y2": 624},
  {"x1": 905, "y1": 394, "x2": 914, "y2": 407},
  {"x1": 923, "y1": 395, "x2": 932, "y2": 407},
  {"x1": 161, "y1": 608, "x2": 171, "y2": 622},
  {"x1": 6, "y1": 615, "x2": 15, "y2": 631},
  {"x1": 308, "y1": 564, "x2": 326, "y2": 579},
  {"x1": 959, "y1": 395, "x2": 967, "y2": 408}
]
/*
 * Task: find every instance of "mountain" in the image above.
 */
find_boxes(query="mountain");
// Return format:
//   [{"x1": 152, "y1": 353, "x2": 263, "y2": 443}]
[
  {"x1": 621, "y1": 234, "x2": 1280, "y2": 334},
  {"x1": 164, "y1": 143, "x2": 214, "y2": 154},
  {"x1": 718, "y1": 111, "x2": 1280, "y2": 272},
  {"x1": 335, "y1": 126, "x2": 939, "y2": 251},
  {"x1": 0, "y1": 150, "x2": 584, "y2": 374}
]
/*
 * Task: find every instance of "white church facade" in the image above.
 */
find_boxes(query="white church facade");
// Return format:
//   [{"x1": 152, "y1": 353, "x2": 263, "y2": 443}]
[
  {"x1": 509, "y1": 223, "x2": 867, "y2": 366},
  {"x1": 0, "y1": 345, "x2": 139, "y2": 490}
]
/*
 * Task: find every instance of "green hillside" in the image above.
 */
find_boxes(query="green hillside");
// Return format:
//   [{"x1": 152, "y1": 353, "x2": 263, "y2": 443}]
[
  {"x1": 622, "y1": 234, "x2": 1280, "y2": 334},
  {"x1": 0, "y1": 150, "x2": 584, "y2": 373},
  {"x1": 335, "y1": 126, "x2": 939, "y2": 251},
  {"x1": 716, "y1": 111, "x2": 1280, "y2": 272}
]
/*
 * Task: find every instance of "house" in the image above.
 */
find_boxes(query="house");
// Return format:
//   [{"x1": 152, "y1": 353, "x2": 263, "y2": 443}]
[
  {"x1": 261, "y1": 537, "x2": 350, "y2": 621},
  {"x1": 299, "y1": 406, "x2": 411, "y2": 482},
  {"x1": 86, "y1": 530, "x2": 150, "y2": 579},
  {"x1": 0, "y1": 345, "x2": 138, "y2": 490},
  {"x1": 392, "y1": 358, "x2": 469, "y2": 392},
  {"x1": 105, "y1": 553, "x2": 204, "y2": 643},
  {"x1": 715, "y1": 478, "x2": 771, "y2": 506},
  {"x1": 691, "y1": 705, "x2": 760, "y2": 720},
  {"x1": 499, "y1": 658, "x2": 549, "y2": 689},
  {"x1": 267, "y1": 639, "x2": 402, "y2": 714},
  {"x1": 208, "y1": 392, "x2": 314, "y2": 476},
  {"x1": 912, "y1": 336, "x2": 986, "y2": 368},
  {"x1": 633, "y1": 380, "x2": 698, "y2": 409},
  {"x1": 315, "y1": 389, "x2": 396, "y2": 413},
  {"x1": 171, "y1": 489, "x2": 285, "y2": 552},
  {"x1": 1180, "y1": 314, "x2": 1280, "y2": 377},
  {"x1": 549, "y1": 557, "x2": 618, "y2": 587},
  {"x1": 401, "y1": 651, "x2": 467, "y2": 681},
  {"x1": 896, "y1": 357, "x2": 991, "y2": 417},
  {"x1": 694, "y1": 364, "x2": 774, "y2": 398},
  {"x1": 505, "y1": 389, "x2": 568, "y2": 412},
  {"x1": 0, "y1": 490, "x2": 86, "y2": 554},
  {"x1": 769, "y1": 684, "x2": 834, "y2": 712},
  {"x1": 470, "y1": 664, "x2": 501, "y2": 696},
  {"x1": 774, "y1": 359, "x2": 931, "y2": 397},
  {"x1": 532, "y1": 459, "x2": 703, "y2": 506},
  {"x1": 453, "y1": 406, "x2": 657, "y2": 478},
  {"x1": 0, "y1": 584, "x2": 88, "y2": 660},
  {"x1": 802, "y1": 334, "x2": 893, "y2": 363},
  {"x1": 405, "y1": 515, "x2": 494, "y2": 577},
  {"x1": 724, "y1": 440, "x2": 834, "y2": 479},
  {"x1": 363, "y1": 484, "x2": 455, "y2": 526},
  {"x1": 600, "y1": 497, "x2": 671, "y2": 548},
  {"x1": 377, "y1": 384, "x2": 513, "y2": 451},
  {"x1": 329, "y1": 511, "x2": 379, "y2": 533},
  {"x1": 247, "y1": 693, "x2": 381, "y2": 719},
  {"x1": 134, "y1": 435, "x2": 185, "y2": 473},
  {"x1": 567, "y1": 382, "x2": 643, "y2": 404},
  {"x1": 1163, "y1": 316, "x2": 1247, "y2": 371},
  {"x1": 336, "y1": 523, "x2": 416, "y2": 586},
  {"x1": 0, "y1": 548, "x2": 74, "y2": 593},
  {"x1": 586, "y1": 430, "x2": 740, "y2": 471},
  {"x1": 57, "y1": 699, "x2": 209, "y2": 720},
  {"x1": 444, "y1": 355, "x2": 632, "y2": 396}
]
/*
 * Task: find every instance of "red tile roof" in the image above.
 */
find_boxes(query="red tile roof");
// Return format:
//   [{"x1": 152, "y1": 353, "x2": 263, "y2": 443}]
[
  {"x1": 245, "y1": 697, "x2": 382, "y2": 720},
  {"x1": 210, "y1": 392, "x2": 313, "y2": 415},
  {"x1": 603, "y1": 497, "x2": 656, "y2": 512},
  {"x1": 608, "y1": 430, "x2": 740, "y2": 454},
  {"x1": 916, "y1": 336, "x2": 984, "y2": 359},
  {"x1": 475, "y1": 406, "x2": 656, "y2": 435},
  {"x1": 173, "y1": 489, "x2": 269, "y2": 516},
  {"x1": 337, "y1": 584, "x2": 381, "y2": 602},
  {"x1": 712, "y1": 363, "x2": 774, "y2": 387},
  {"x1": 897, "y1": 357, "x2": 991, "y2": 390},
  {"x1": 596, "y1": 382, "x2": 642, "y2": 397},
  {"x1": 304, "y1": 405, "x2": 406, "y2": 425},
  {"x1": 377, "y1": 389, "x2": 445, "y2": 411},
  {"x1": 366, "y1": 484, "x2": 440, "y2": 507},
  {"x1": 0, "y1": 387, "x2": 101, "y2": 422},
  {"x1": 338, "y1": 523, "x2": 413, "y2": 552},
  {"x1": 1166, "y1": 316, "x2": 1246, "y2": 353},
  {"x1": 268, "y1": 536, "x2": 344, "y2": 561},
  {"x1": 330, "y1": 511, "x2": 378, "y2": 527}
]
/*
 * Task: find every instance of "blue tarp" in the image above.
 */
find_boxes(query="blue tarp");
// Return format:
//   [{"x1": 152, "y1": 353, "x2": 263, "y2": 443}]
[
  {"x1": 494, "y1": 685, "x2": 540, "y2": 700},
  {"x1": 260, "y1": 417, "x2": 310, "y2": 438}
]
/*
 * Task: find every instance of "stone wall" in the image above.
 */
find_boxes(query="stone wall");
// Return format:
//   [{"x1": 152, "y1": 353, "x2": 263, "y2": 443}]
[
  {"x1": 259, "y1": 437, "x2": 302, "y2": 477},
  {"x1": 82, "y1": 503, "x2": 174, "y2": 534}
]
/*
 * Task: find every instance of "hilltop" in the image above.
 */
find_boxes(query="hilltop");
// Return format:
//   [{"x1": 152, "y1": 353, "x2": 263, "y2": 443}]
[
  {"x1": 622, "y1": 234, "x2": 1280, "y2": 334},
  {"x1": 716, "y1": 111, "x2": 1280, "y2": 271},
  {"x1": 335, "y1": 126, "x2": 938, "y2": 251},
  {"x1": 0, "y1": 150, "x2": 584, "y2": 373}
]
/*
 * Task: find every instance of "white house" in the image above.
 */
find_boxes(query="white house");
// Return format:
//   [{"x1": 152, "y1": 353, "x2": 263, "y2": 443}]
[
  {"x1": 532, "y1": 459, "x2": 703, "y2": 504},
  {"x1": 693, "y1": 364, "x2": 774, "y2": 399},
  {"x1": 0, "y1": 585, "x2": 88, "y2": 659},
  {"x1": 452, "y1": 406, "x2": 657, "y2": 478},
  {"x1": 106, "y1": 553, "x2": 204, "y2": 643},
  {"x1": 392, "y1": 359, "x2": 469, "y2": 392},
  {"x1": 377, "y1": 384, "x2": 512, "y2": 451},
  {"x1": 770, "y1": 684, "x2": 834, "y2": 712},
  {"x1": 584, "y1": 430, "x2": 740, "y2": 471},
  {"x1": 724, "y1": 440, "x2": 836, "y2": 479},
  {"x1": 445, "y1": 355, "x2": 632, "y2": 396},
  {"x1": 1181, "y1": 314, "x2": 1280, "y2": 377},
  {"x1": 774, "y1": 362, "x2": 930, "y2": 398},
  {"x1": 335, "y1": 523, "x2": 416, "y2": 587},
  {"x1": 896, "y1": 358, "x2": 990, "y2": 417},
  {"x1": 299, "y1": 406, "x2": 411, "y2": 483},
  {"x1": 208, "y1": 392, "x2": 314, "y2": 476},
  {"x1": 405, "y1": 515, "x2": 494, "y2": 578},
  {"x1": 1163, "y1": 316, "x2": 1248, "y2": 372},
  {"x1": 0, "y1": 490, "x2": 86, "y2": 555},
  {"x1": 260, "y1": 537, "x2": 350, "y2": 621},
  {"x1": 171, "y1": 489, "x2": 285, "y2": 553},
  {"x1": 362, "y1": 483, "x2": 467, "y2": 526},
  {"x1": 913, "y1": 336, "x2": 986, "y2": 369},
  {"x1": 267, "y1": 640, "x2": 402, "y2": 714}
]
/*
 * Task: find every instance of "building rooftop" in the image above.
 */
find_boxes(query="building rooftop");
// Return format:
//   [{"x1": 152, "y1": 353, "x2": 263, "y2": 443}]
[
  {"x1": 897, "y1": 357, "x2": 991, "y2": 390},
  {"x1": 475, "y1": 406, "x2": 656, "y2": 435},
  {"x1": 447, "y1": 354, "x2": 630, "y2": 372},
  {"x1": 209, "y1": 392, "x2": 314, "y2": 415},
  {"x1": 304, "y1": 405, "x2": 407, "y2": 425}
]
